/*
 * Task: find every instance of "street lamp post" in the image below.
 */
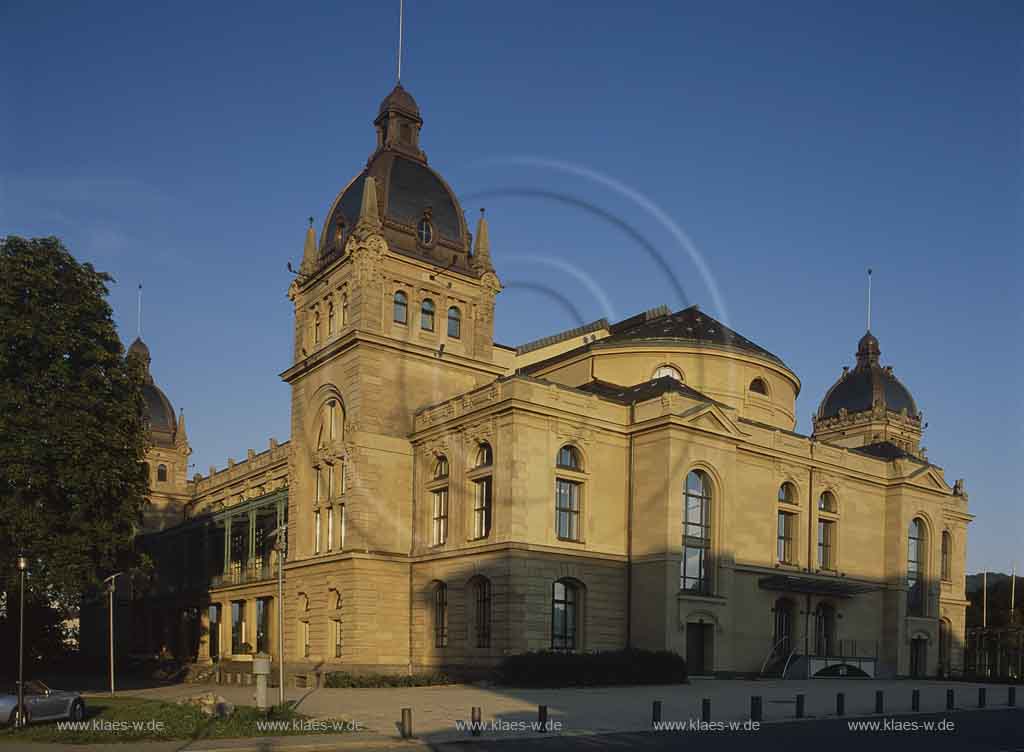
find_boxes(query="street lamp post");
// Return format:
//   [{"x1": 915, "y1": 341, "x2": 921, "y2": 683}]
[
  {"x1": 103, "y1": 573, "x2": 123, "y2": 695},
  {"x1": 272, "y1": 524, "x2": 287, "y2": 707},
  {"x1": 15, "y1": 555, "x2": 28, "y2": 729}
]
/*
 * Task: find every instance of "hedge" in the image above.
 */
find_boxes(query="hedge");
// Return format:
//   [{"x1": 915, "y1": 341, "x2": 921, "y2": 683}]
[
  {"x1": 495, "y1": 649, "x2": 688, "y2": 687},
  {"x1": 323, "y1": 670, "x2": 453, "y2": 688}
]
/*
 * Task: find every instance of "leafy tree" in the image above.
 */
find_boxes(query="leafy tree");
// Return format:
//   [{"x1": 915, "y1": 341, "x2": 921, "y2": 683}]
[{"x1": 0, "y1": 236, "x2": 149, "y2": 628}]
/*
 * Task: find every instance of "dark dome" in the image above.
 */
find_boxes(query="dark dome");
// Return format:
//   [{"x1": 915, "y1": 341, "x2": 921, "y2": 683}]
[
  {"x1": 378, "y1": 84, "x2": 420, "y2": 119},
  {"x1": 324, "y1": 150, "x2": 468, "y2": 250},
  {"x1": 128, "y1": 337, "x2": 178, "y2": 446},
  {"x1": 817, "y1": 331, "x2": 919, "y2": 420}
]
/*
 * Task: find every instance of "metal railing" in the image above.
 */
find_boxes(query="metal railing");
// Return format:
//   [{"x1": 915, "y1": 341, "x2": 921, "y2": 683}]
[{"x1": 210, "y1": 561, "x2": 274, "y2": 588}]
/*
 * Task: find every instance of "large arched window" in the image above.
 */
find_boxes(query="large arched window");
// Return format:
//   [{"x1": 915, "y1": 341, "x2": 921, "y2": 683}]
[
  {"x1": 682, "y1": 470, "x2": 712, "y2": 593},
  {"x1": 393, "y1": 291, "x2": 408, "y2": 324},
  {"x1": 433, "y1": 582, "x2": 448, "y2": 648},
  {"x1": 316, "y1": 399, "x2": 342, "y2": 448},
  {"x1": 471, "y1": 443, "x2": 493, "y2": 539},
  {"x1": 447, "y1": 306, "x2": 461, "y2": 338},
  {"x1": 429, "y1": 455, "x2": 449, "y2": 546},
  {"x1": 778, "y1": 482, "x2": 797, "y2": 505},
  {"x1": 421, "y1": 299, "x2": 435, "y2": 331},
  {"x1": 817, "y1": 491, "x2": 838, "y2": 571},
  {"x1": 551, "y1": 579, "x2": 580, "y2": 650},
  {"x1": 941, "y1": 531, "x2": 952, "y2": 582},
  {"x1": 749, "y1": 377, "x2": 769, "y2": 395},
  {"x1": 908, "y1": 518, "x2": 926, "y2": 616},
  {"x1": 470, "y1": 576, "x2": 492, "y2": 648},
  {"x1": 555, "y1": 445, "x2": 584, "y2": 541},
  {"x1": 818, "y1": 491, "x2": 837, "y2": 513}
]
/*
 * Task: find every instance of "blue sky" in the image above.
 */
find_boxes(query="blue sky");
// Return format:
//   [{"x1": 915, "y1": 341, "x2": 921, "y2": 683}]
[{"x1": 2, "y1": 1, "x2": 1020, "y2": 572}]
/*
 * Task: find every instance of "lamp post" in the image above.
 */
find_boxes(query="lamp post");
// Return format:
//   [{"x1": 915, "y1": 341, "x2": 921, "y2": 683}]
[
  {"x1": 270, "y1": 524, "x2": 287, "y2": 706},
  {"x1": 15, "y1": 555, "x2": 28, "y2": 729},
  {"x1": 103, "y1": 573, "x2": 123, "y2": 695}
]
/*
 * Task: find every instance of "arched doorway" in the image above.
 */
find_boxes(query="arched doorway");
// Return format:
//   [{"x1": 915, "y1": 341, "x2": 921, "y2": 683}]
[
  {"x1": 910, "y1": 635, "x2": 929, "y2": 678},
  {"x1": 686, "y1": 618, "x2": 714, "y2": 675},
  {"x1": 774, "y1": 598, "x2": 795, "y2": 657}
]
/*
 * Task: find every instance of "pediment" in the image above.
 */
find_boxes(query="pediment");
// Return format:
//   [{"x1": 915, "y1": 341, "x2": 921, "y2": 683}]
[
  {"x1": 904, "y1": 464, "x2": 950, "y2": 493},
  {"x1": 678, "y1": 403, "x2": 746, "y2": 439}
]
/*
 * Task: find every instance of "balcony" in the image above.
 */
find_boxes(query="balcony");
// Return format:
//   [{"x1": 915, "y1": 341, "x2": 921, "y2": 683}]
[{"x1": 210, "y1": 561, "x2": 275, "y2": 589}]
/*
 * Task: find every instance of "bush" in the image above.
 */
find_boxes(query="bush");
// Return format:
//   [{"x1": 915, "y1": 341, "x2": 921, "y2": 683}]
[
  {"x1": 323, "y1": 670, "x2": 453, "y2": 688},
  {"x1": 495, "y1": 649, "x2": 688, "y2": 687}
]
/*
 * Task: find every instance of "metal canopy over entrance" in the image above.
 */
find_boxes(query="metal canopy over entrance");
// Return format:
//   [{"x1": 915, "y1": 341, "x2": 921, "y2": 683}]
[{"x1": 758, "y1": 574, "x2": 881, "y2": 599}]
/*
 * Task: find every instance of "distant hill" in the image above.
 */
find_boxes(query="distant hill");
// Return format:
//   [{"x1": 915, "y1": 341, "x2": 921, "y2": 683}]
[{"x1": 966, "y1": 572, "x2": 1012, "y2": 594}]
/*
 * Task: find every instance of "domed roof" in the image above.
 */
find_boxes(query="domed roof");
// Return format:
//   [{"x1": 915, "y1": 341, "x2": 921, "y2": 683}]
[
  {"x1": 817, "y1": 331, "x2": 918, "y2": 420},
  {"x1": 378, "y1": 83, "x2": 420, "y2": 119},
  {"x1": 127, "y1": 337, "x2": 178, "y2": 446}
]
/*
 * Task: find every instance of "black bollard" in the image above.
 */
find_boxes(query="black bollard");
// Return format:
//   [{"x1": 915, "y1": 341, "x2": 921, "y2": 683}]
[
  {"x1": 979, "y1": 688, "x2": 986, "y2": 708},
  {"x1": 912, "y1": 689, "x2": 920, "y2": 712},
  {"x1": 652, "y1": 700, "x2": 662, "y2": 725},
  {"x1": 751, "y1": 696, "x2": 763, "y2": 722},
  {"x1": 875, "y1": 690, "x2": 884, "y2": 714},
  {"x1": 702, "y1": 698, "x2": 711, "y2": 722},
  {"x1": 1009, "y1": 686, "x2": 1016, "y2": 707},
  {"x1": 538, "y1": 705, "x2": 548, "y2": 732},
  {"x1": 470, "y1": 706, "x2": 481, "y2": 737},
  {"x1": 836, "y1": 692, "x2": 845, "y2": 716},
  {"x1": 400, "y1": 708, "x2": 413, "y2": 739},
  {"x1": 946, "y1": 689, "x2": 955, "y2": 710},
  {"x1": 795, "y1": 693, "x2": 805, "y2": 719}
]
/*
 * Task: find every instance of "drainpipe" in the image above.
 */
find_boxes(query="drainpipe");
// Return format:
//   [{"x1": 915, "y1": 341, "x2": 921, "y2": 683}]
[
  {"x1": 626, "y1": 405, "x2": 635, "y2": 648},
  {"x1": 806, "y1": 465, "x2": 814, "y2": 660}
]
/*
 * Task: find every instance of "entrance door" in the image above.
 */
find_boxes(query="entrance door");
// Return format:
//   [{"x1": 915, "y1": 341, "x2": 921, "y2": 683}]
[
  {"x1": 774, "y1": 599, "x2": 794, "y2": 657},
  {"x1": 208, "y1": 604, "x2": 221, "y2": 661},
  {"x1": 686, "y1": 622, "x2": 713, "y2": 675},
  {"x1": 910, "y1": 637, "x2": 928, "y2": 678}
]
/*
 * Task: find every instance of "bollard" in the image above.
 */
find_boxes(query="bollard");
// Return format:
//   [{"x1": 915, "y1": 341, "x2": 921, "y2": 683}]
[
  {"x1": 1009, "y1": 686, "x2": 1016, "y2": 707},
  {"x1": 795, "y1": 693, "x2": 805, "y2": 719},
  {"x1": 470, "y1": 706, "x2": 481, "y2": 737},
  {"x1": 400, "y1": 708, "x2": 413, "y2": 739},
  {"x1": 750, "y1": 696, "x2": 763, "y2": 723},
  {"x1": 836, "y1": 692, "x2": 845, "y2": 716},
  {"x1": 946, "y1": 689, "x2": 955, "y2": 710},
  {"x1": 702, "y1": 698, "x2": 711, "y2": 722},
  {"x1": 652, "y1": 700, "x2": 662, "y2": 725},
  {"x1": 875, "y1": 690, "x2": 884, "y2": 714},
  {"x1": 912, "y1": 689, "x2": 920, "y2": 712},
  {"x1": 978, "y1": 687, "x2": 986, "y2": 708},
  {"x1": 538, "y1": 705, "x2": 548, "y2": 733}
]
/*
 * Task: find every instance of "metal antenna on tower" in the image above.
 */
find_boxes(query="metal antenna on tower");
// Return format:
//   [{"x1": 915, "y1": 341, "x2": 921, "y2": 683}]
[
  {"x1": 866, "y1": 268, "x2": 873, "y2": 332},
  {"x1": 137, "y1": 283, "x2": 143, "y2": 337},
  {"x1": 397, "y1": 0, "x2": 404, "y2": 83}
]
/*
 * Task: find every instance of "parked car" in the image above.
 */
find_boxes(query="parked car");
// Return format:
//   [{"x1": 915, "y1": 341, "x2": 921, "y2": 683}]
[{"x1": 1, "y1": 680, "x2": 85, "y2": 726}]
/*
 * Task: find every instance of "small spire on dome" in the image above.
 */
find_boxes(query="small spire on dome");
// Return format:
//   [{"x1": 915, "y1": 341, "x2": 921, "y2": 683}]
[
  {"x1": 300, "y1": 218, "x2": 318, "y2": 273},
  {"x1": 355, "y1": 176, "x2": 382, "y2": 236},
  {"x1": 472, "y1": 208, "x2": 492, "y2": 273}
]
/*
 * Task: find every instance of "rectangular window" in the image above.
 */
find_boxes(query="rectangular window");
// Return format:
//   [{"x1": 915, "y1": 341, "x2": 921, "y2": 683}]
[
  {"x1": 473, "y1": 478, "x2": 492, "y2": 539},
  {"x1": 301, "y1": 620, "x2": 310, "y2": 658},
  {"x1": 817, "y1": 519, "x2": 835, "y2": 570},
  {"x1": 339, "y1": 504, "x2": 346, "y2": 550},
  {"x1": 555, "y1": 479, "x2": 581, "y2": 541},
  {"x1": 231, "y1": 600, "x2": 246, "y2": 654},
  {"x1": 474, "y1": 579, "x2": 491, "y2": 648},
  {"x1": 315, "y1": 467, "x2": 322, "y2": 503},
  {"x1": 434, "y1": 586, "x2": 448, "y2": 648},
  {"x1": 255, "y1": 598, "x2": 270, "y2": 654},
  {"x1": 327, "y1": 463, "x2": 334, "y2": 498},
  {"x1": 313, "y1": 509, "x2": 321, "y2": 555},
  {"x1": 777, "y1": 511, "x2": 796, "y2": 564},
  {"x1": 327, "y1": 506, "x2": 334, "y2": 552},
  {"x1": 431, "y1": 489, "x2": 448, "y2": 545},
  {"x1": 333, "y1": 619, "x2": 343, "y2": 658},
  {"x1": 681, "y1": 493, "x2": 711, "y2": 593}
]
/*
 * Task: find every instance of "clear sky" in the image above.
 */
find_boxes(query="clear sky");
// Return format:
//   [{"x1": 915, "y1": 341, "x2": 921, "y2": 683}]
[{"x1": 2, "y1": 1, "x2": 1020, "y2": 573}]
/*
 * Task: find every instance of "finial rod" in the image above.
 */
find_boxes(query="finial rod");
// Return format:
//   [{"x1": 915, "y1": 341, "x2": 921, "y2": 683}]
[
  {"x1": 866, "y1": 267, "x2": 872, "y2": 332},
  {"x1": 397, "y1": 0, "x2": 404, "y2": 83},
  {"x1": 137, "y1": 283, "x2": 142, "y2": 337}
]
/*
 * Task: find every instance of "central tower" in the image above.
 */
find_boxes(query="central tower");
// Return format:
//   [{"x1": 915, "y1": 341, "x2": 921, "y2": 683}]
[{"x1": 279, "y1": 83, "x2": 504, "y2": 670}]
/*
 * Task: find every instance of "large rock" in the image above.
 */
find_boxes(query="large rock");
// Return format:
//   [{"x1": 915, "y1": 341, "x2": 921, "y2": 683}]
[{"x1": 177, "y1": 692, "x2": 236, "y2": 718}]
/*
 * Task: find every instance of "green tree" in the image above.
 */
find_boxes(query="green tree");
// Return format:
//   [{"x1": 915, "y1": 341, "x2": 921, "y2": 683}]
[{"x1": 0, "y1": 236, "x2": 149, "y2": 619}]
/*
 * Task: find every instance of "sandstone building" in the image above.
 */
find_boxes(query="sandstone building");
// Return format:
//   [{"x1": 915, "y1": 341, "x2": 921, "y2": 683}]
[{"x1": 111, "y1": 84, "x2": 972, "y2": 680}]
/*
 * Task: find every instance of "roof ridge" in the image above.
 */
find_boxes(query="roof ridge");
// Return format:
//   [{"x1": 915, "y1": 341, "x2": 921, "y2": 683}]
[{"x1": 517, "y1": 317, "x2": 609, "y2": 355}]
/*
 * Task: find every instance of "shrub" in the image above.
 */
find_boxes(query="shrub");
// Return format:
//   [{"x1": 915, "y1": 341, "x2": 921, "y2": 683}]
[
  {"x1": 323, "y1": 671, "x2": 453, "y2": 688},
  {"x1": 495, "y1": 649, "x2": 688, "y2": 687}
]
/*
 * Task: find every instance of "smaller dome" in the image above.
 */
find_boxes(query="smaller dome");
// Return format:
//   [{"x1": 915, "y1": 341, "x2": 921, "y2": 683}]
[
  {"x1": 817, "y1": 331, "x2": 919, "y2": 420},
  {"x1": 127, "y1": 336, "x2": 178, "y2": 446},
  {"x1": 379, "y1": 84, "x2": 420, "y2": 119},
  {"x1": 127, "y1": 336, "x2": 150, "y2": 363}
]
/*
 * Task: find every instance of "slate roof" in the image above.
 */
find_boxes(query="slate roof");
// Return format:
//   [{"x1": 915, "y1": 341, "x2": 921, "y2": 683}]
[
  {"x1": 576, "y1": 376, "x2": 722, "y2": 406},
  {"x1": 850, "y1": 441, "x2": 919, "y2": 462}
]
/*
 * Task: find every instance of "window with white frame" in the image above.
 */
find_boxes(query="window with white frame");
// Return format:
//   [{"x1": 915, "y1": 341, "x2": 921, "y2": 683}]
[{"x1": 681, "y1": 470, "x2": 712, "y2": 593}]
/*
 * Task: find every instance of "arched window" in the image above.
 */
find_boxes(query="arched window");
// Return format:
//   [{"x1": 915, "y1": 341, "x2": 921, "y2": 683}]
[
  {"x1": 313, "y1": 309, "x2": 321, "y2": 344},
  {"x1": 653, "y1": 365, "x2": 683, "y2": 382},
  {"x1": 749, "y1": 377, "x2": 768, "y2": 395},
  {"x1": 818, "y1": 491, "x2": 837, "y2": 513},
  {"x1": 471, "y1": 443, "x2": 493, "y2": 539},
  {"x1": 475, "y1": 443, "x2": 493, "y2": 468},
  {"x1": 434, "y1": 455, "x2": 449, "y2": 479},
  {"x1": 941, "y1": 531, "x2": 952, "y2": 582},
  {"x1": 557, "y1": 445, "x2": 581, "y2": 471},
  {"x1": 333, "y1": 221, "x2": 345, "y2": 249},
  {"x1": 552, "y1": 579, "x2": 579, "y2": 650},
  {"x1": 908, "y1": 518, "x2": 926, "y2": 616},
  {"x1": 555, "y1": 446, "x2": 583, "y2": 541},
  {"x1": 682, "y1": 470, "x2": 712, "y2": 593},
  {"x1": 327, "y1": 301, "x2": 335, "y2": 335},
  {"x1": 470, "y1": 576, "x2": 492, "y2": 648},
  {"x1": 433, "y1": 582, "x2": 448, "y2": 648},
  {"x1": 157, "y1": 464, "x2": 168, "y2": 482},
  {"x1": 778, "y1": 482, "x2": 797, "y2": 505},
  {"x1": 447, "y1": 306, "x2": 461, "y2": 338},
  {"x1": 393, "y1": 291, "x2": 408, "y2": 325},
  {"x1": 421, "y1": 299, "x2": 435, "y2": 331},
  {"x1": 417, "y1": 217, "x2": 434, "y2": 246},
  {"x1": 341, "y1": 294, "x2": 349, "y2": 326},
  {"x1": 430, "y1": 455, "x2": 449, "y2": 546},
  {"x1": 317, "y1": 399, "x2": 341, "y2": 448}
]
